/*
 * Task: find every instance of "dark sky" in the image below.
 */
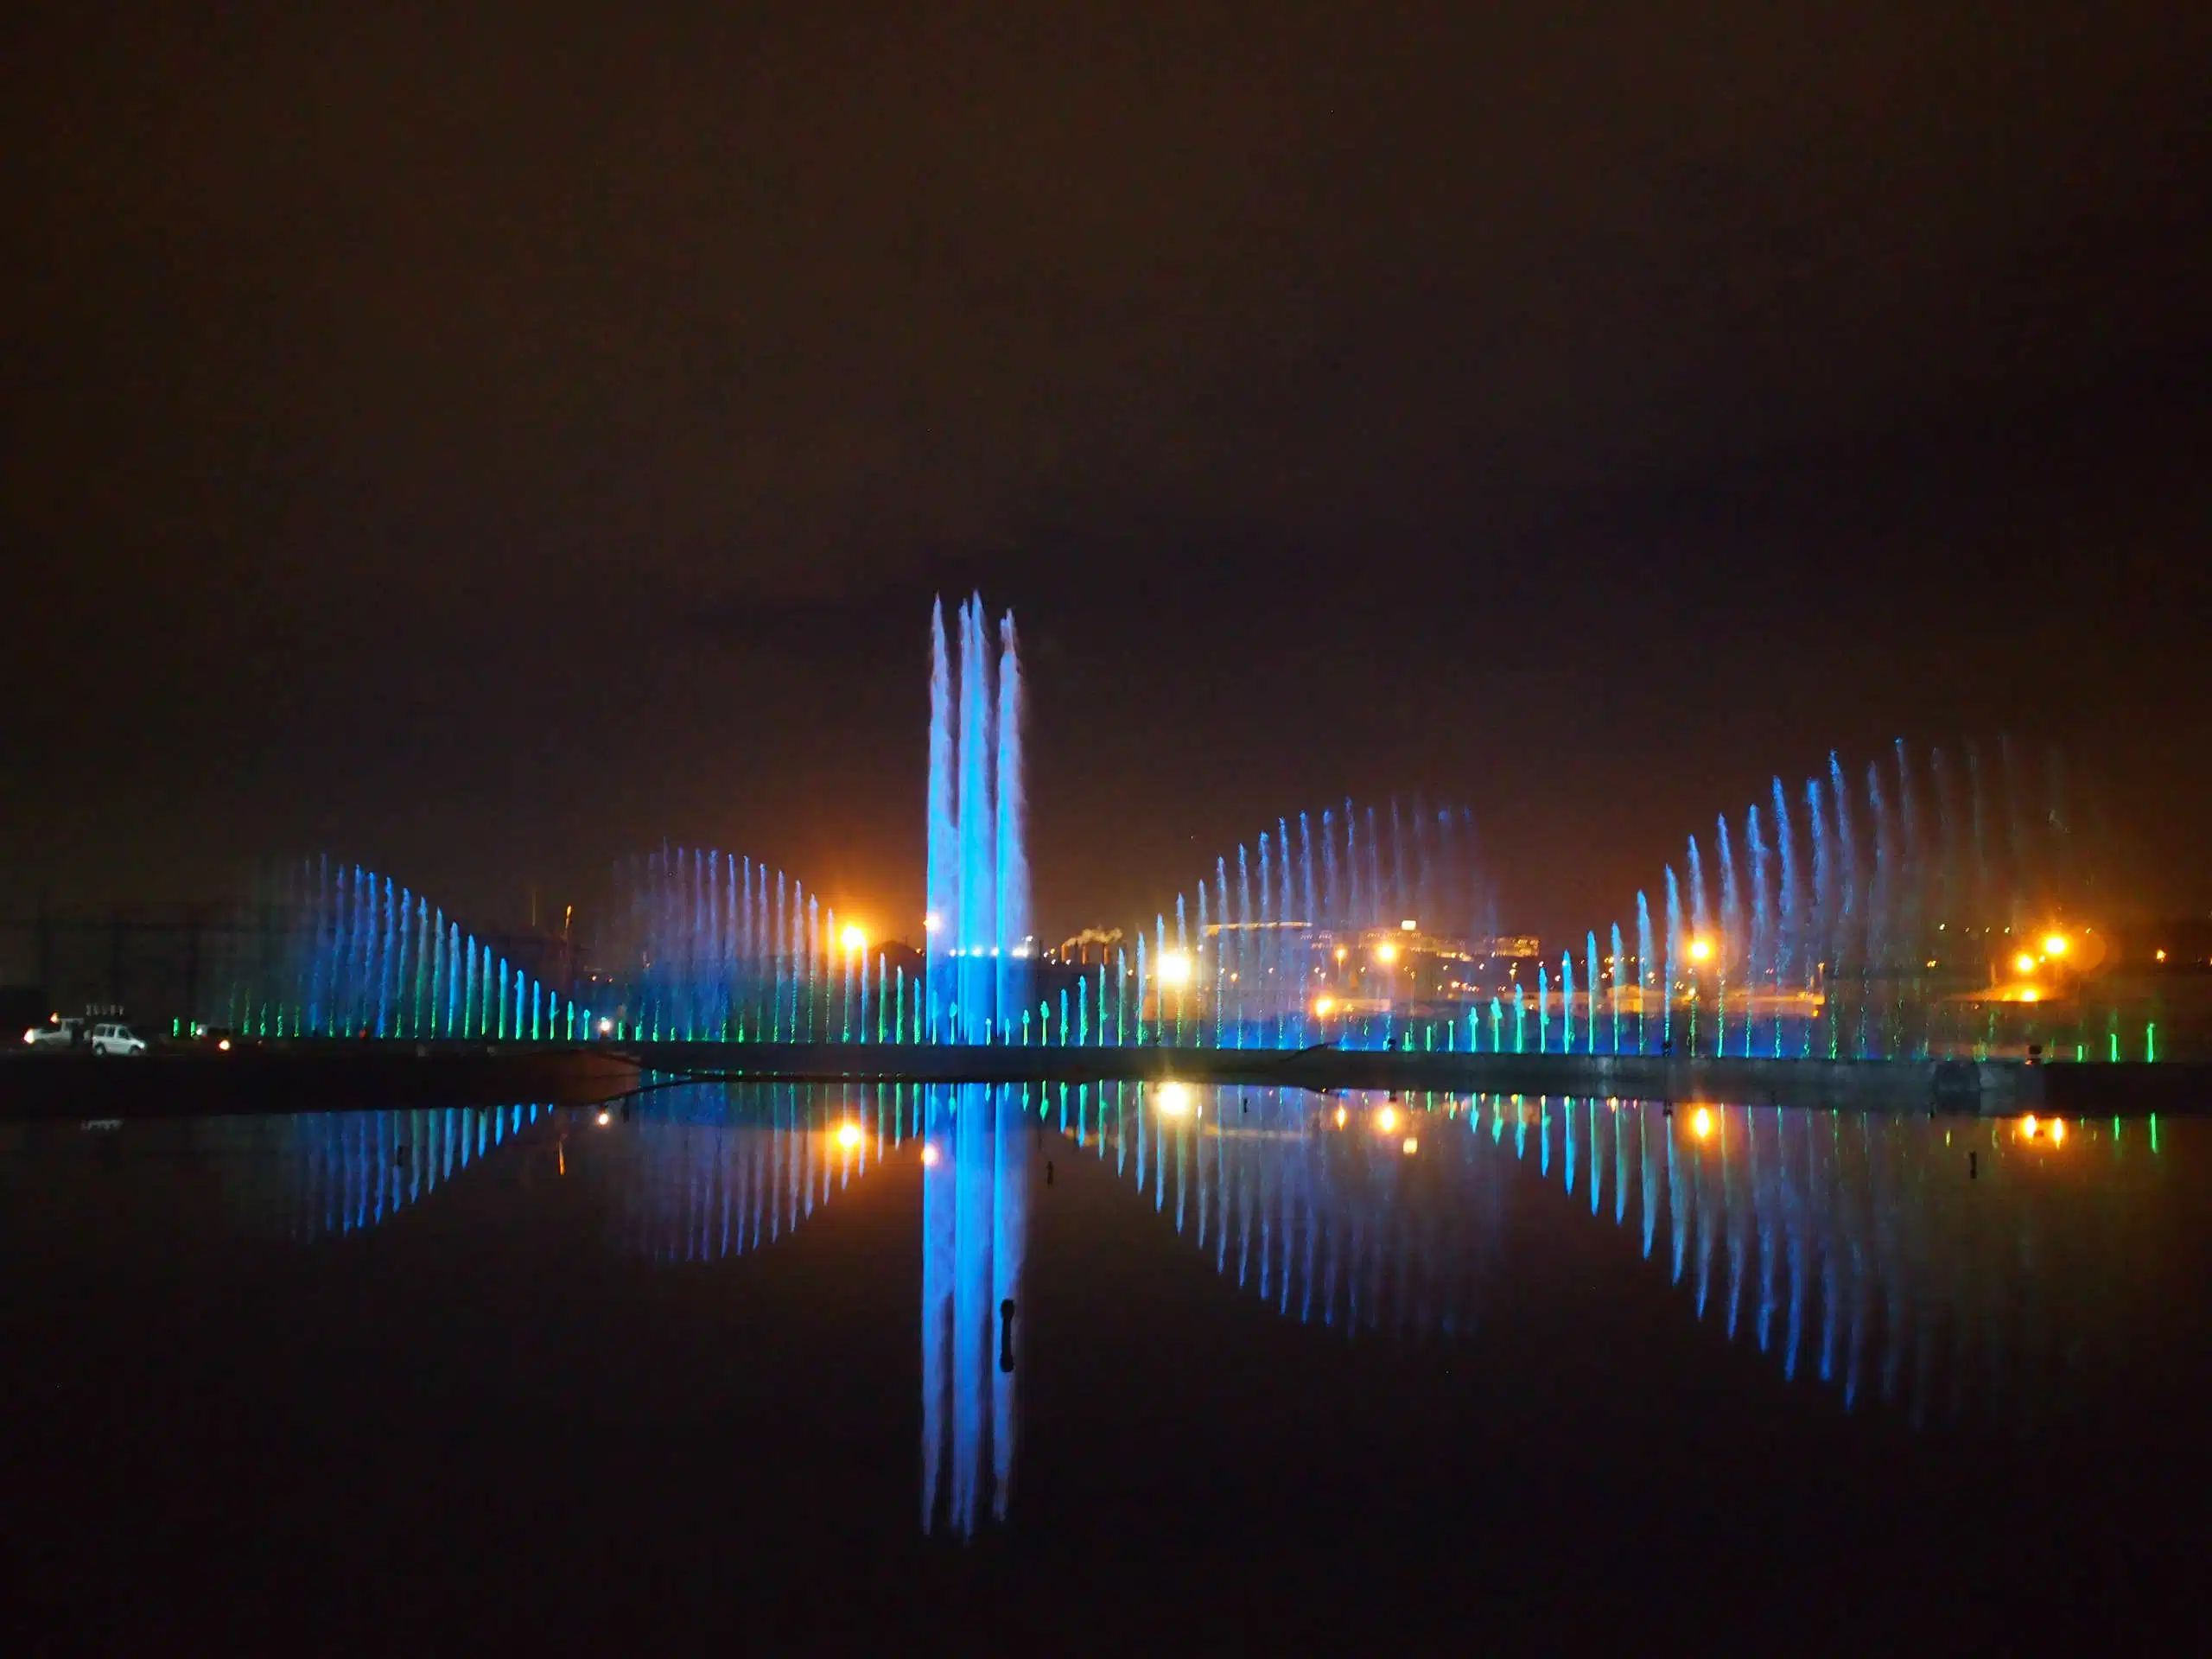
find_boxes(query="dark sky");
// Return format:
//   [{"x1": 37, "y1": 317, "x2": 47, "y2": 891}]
[{"x1": 4, "y1": 2, "x2": 2209, "y2": 951}]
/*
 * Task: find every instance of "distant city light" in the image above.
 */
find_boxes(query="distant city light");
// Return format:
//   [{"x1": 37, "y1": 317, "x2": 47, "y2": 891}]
[
  {"x1": 1156, "y1": 951, "x2": 1192, "y2": 988},
  {"x1": 2050, "y1": 1117, "x2": 2067, "y2": 1147},
  {"x1": 1376, "y1": 1105, "x2": 1400, "y2": 1134},
  {"x1": 1373, "y1": 943, "x2": 1399, "y2": 965},
  {"x1": 2042, "y1": 932, "x2": 2069, "y2": 957},
  {"x1": 1400, "y1": 918, "x2": 1418, "y2": 931},
  {"x1": 921, "y1": 1143, "x2": 940, "y2": 1166},
  {"x1": 2014, "y1": 952, "x2": 2037, "y2": 975},
  {"x1": 1333, "y1": 946, "x2": 1348, "y2": 963},
  {"x1": 2023, "y1": 1114, "x2": 2040, "y2": 1138},
  {"x1": 1688, "y1": 938, "x2": 1713, "y2": 963},
  {"x1": 2156, "y1": 948, "x2": 2168, "y2": 962},
  {"x1": 924, "y1": 912, "x2": 940, "y2": 931},
  {"x1": 1402, "y1": 1136, "x2": 1419, "y2": 1156},
  {"x1": 1333, "y1": 1104, "x2": 1349, "y2": 1128},
  {"x1": 841, "y1": 924, "x2": 868, "y2": 953},
  {"x1": 595, "y1": 1110, "x2": 612, "y2": 1127},
  {"x1": 216, "y1": 1037, "x2": 231, "y2": 1052},
  {"x1": 1155, "y1": 1081, "x2": 1192, "y2": 1116},
  {"x1": 1692, "y1": 1106, "x2": 1713, "y2": 1141},
  {"x1": 836, "y1": 1122, "x2": 862, "y2": 1150},
  {"x1": 598, "y1": 1017, "x2": 613, "y2": 1034}
]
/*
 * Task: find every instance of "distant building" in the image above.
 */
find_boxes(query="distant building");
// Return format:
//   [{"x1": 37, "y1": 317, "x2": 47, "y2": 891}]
[{"x1": 1052, "y1": 928, "x2": 1125, "y2": 965}]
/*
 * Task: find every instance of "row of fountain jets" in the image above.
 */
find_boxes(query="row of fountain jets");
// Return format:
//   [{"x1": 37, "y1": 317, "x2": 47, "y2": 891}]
[{"x1": 220, "y1": 595, "x2": 2106, "y2": 1059}]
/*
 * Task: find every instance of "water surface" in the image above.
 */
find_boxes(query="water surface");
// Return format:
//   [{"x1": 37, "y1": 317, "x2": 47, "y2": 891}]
[{"x1": 3, "y1": 1084, "x2": 2204, "y2": 1648}]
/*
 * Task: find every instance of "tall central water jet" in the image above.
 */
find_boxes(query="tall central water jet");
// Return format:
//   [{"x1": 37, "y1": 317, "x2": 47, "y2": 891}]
[{"x1": 926, "y1": 596, "x2": 1030, "y2": 1044}]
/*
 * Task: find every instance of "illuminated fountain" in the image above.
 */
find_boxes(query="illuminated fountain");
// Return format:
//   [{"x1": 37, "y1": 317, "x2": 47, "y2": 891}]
[
  {"x1": 1109, "y1": 739, "x2": 2133, "y2": 1062},
  {"x1": 1135, "y1": 799, "x2": 1501, "y2": 1052},
  {"x1": 612, "y1": 847, "x2": 909, "y2": 1043},
  {"x1": 211, "y1": 615, "x2": 2158, "y2": 1065},
  {"x1": 562, "y1": 593, "x2": 1030, "y2": 1050},
  {"x1": 1637, "y1": 739, "x2": 2125, "y2": 1061},
  {"x1": 925, "y1": 595, "x2": 1031, "y2": 1045},
  {"x1": 221, "y1": 858, "x2": 588, "y2": 1040}
]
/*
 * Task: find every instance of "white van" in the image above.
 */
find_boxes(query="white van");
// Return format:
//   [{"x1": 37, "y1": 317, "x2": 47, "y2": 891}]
[{"x1": 87, "y1": 1022, "x2": 148, "y2": 1056}]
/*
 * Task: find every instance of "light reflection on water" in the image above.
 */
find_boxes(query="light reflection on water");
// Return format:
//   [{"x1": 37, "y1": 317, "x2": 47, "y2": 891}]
[
  {"x1": 1069, "y1": 1083, "x2": 2177, "y2": 1433},
  {"x1": 588, "y1": 1082, "x2": 904, "y2": 1262},
  {"x1": 0, "y1": 1084, "x2": 2188, "y2": 1536},
  {"x1": 578, "y1": 1080, "x2": 1028, "y2": 1536},
  {"x1": 0, "y1": 1103, "x2": 552, "y2": 1243},
  {"x1": 918, "y1": 1083, "x2": 1027, "y2": 1537}
]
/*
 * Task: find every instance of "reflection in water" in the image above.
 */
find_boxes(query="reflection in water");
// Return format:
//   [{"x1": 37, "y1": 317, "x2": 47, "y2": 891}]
[
  {"x1": 1070, "y1": 1083, "x2": 2175, "y2": 1432},
  {"x1": 233, "y1": 1110, "x2": 553, "y2": 1238},
  {"x1": 920, "y1": 1083, "x2": 1030, "y2": 1536},
  {"x1": 264, "y1": 1104, "x2": 546, "y2": 1242},
  {"x1": 0, "y1": 1105, "x2": 550, "y2": 1244},
  {"x1": 6, "y1": 1084, "x2": 2179, "y2": 1545},
  {"x1": 589, "y1": 1083, "x2": 909, "y2": 1262}
]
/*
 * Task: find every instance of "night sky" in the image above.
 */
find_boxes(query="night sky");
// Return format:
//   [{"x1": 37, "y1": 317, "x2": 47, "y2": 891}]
[{"x1": 4, "y1": 3, "x2": 2208, "y2": 951}]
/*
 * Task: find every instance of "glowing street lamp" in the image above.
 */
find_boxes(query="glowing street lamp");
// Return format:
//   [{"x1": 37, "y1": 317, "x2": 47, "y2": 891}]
[
  {"x1": 1688, "y1": 938, "x2": 1713, "y2": 963},
  {"x1": 1157, "y1": 951, "x2": 1192, "y2": 988},
  {"x1": 2042, "y1": 932, "x2": 2069, "y2": 958},
  {"x1": 836, "y1": 1122, "x2": 862, "y2": 1151},
  {"x1": 2014, "y1": 951, "x2": 2037, "y2": 976},
  {"x1": 1373, "y1": 943, "x2": 1400, "y2": 966},
  {"x1": 841, "y1": 924, "x2": 868, "y2": 953},
  {"x1": 1155, "y1": 1080, "x2": 1192, "y2": 1116}
]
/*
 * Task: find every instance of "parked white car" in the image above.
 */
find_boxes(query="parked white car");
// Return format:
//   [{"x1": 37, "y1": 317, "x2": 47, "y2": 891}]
[
  {"x1": 86, "y1": 1022, "x2": 148, "y2": 1056},
  {"x1": 23, "y1": 1017, "x2": 81, "y2": 1048}
]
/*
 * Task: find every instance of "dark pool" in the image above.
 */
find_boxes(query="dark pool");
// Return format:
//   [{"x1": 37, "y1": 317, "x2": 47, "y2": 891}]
[{"x1": 3, "y1": 1084, "x2": 2205, "y2": 1648}]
